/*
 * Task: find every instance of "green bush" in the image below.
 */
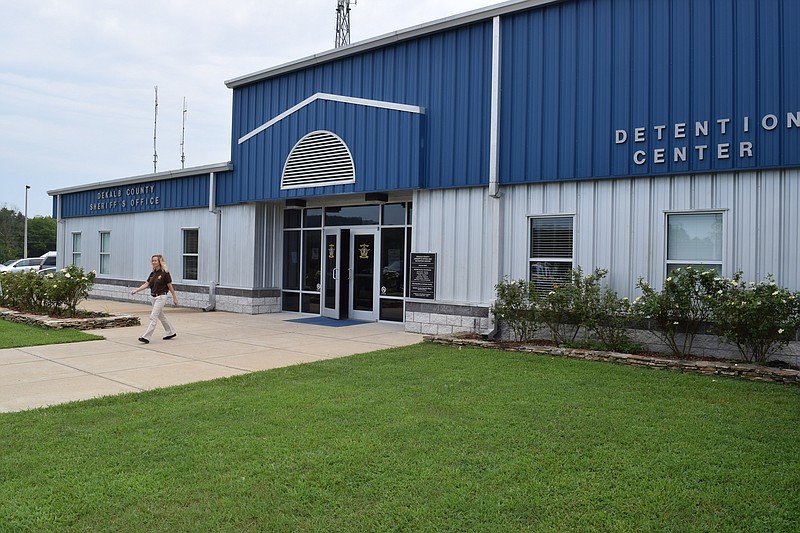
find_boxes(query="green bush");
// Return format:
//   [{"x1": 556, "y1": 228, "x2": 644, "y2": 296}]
[
  {"x1": 540, "y1": 268, "x2": 606, "y2": 345},
  {"x1": 0, "y1": 265, "x2": 95, "y2": 317},
  {"x1": 588, "y1": 287, "x2": 636, "y2": 353},
  {"x1": 706, "y1": 272, "x2": 800, "y2": 365},
  {"x1": 632, "y1": 266, "x2": 716, "y2": 358},
  {"x1": 491, "y1": 277, "x2": 542, "y2": 342}
]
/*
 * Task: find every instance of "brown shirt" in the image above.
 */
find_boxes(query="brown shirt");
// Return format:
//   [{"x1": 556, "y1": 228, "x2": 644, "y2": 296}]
[{"x1": 147, "y1": 269, "x2": 172, "y2": 297}]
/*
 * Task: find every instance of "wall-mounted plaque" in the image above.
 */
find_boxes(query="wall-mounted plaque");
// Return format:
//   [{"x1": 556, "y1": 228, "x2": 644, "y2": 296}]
[{"x1": 410, "y1": 253, "x2": 436, "y2": 299}]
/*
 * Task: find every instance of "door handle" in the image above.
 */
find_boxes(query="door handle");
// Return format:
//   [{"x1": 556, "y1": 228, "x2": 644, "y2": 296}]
[
  {"x1": 348, "y1": 268, "x2": 352, "y2": 280},
  {"x1": 332, "y1": 268, "x2": 338, "y2": 280}
]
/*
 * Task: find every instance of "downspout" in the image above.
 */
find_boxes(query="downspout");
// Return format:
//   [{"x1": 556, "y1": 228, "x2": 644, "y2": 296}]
[
  {"x1": 56, "y1": 195, "x2": 64, "y2": 270},
  {"x1": 204, "y1": 172, "x2": 220, "y2": 311},
  {"x1": 485, "y1": 15, "x2": 503, "y2": 339}
]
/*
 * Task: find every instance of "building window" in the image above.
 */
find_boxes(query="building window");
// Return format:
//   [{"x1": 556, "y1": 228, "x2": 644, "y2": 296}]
[
  {"x1": 666, "y1": 212, "x2": 723, "y2": 275},
  {"x1": 529, "y1": 216, "x2": 573, "y2": 291},
  {"x1": 183, "y1": 228, "x2": 199, "y2": 280},
  {"x1": 72, "y1": 233, "x2": 81, "y2": 267},
  {"x1": 99, "y1": 232, "x2": 110, "y2": 274}
]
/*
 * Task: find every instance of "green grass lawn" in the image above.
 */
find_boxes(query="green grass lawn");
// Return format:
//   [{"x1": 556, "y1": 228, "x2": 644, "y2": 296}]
[
  {"x1": 1, "y1": 343, "x2": 798, "y2": 531},
  {"x1": 0, "y1": 319, "x2": 103, "y2": 349}
]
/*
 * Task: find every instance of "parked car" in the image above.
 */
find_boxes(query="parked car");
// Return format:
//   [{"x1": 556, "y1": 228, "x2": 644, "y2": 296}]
[
  {"x1": 0, "y1": 257, "x2": 44, "y2": 273},
  {"x1": 38, "y1": 251, "x2": 56, "y2": 271},
  {"x1": 38, "y1": 266, "x2": 58, "y2": 276}
]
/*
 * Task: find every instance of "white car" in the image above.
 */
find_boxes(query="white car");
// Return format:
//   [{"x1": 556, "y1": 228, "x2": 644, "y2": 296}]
[{"x1": 0, "y1": 257, "x2": 44, "y2": 273}]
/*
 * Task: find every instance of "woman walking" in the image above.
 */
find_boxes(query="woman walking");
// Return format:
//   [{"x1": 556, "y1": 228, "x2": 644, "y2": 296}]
[{"x1": 130, "y1": 254, "x2": 179, "y2": 344}]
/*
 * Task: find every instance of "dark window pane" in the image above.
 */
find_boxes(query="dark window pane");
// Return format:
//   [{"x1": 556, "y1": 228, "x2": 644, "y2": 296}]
[
  {"x1": 282, "y1": 291, "x2": 300, "y2": 312},
  {"x1": 380, "y1": 299, "x2": 404, "y2": 322},
  {"x1": 352, "y1": 234, "x2": 374, "y2": 311},
  {"x1": 183, "y1": 256, "x2": 198, "y2": 280},
  {"x1": 301, "y1": 293, "x2": 321, "y2": 314},
  {"x1": 283, "y1": 231, "x2": 301, "y2": 289},
  {"x1": 284, "y1": 209, "x2": 301, "y2": 229},
  {"x1": 382, "y1": 203, "x2": 406, "y2": 225},
  {"x1": 530, "y1": 218, "x2": 573, "y2": 258},
  {"x1": 530, "y1": 261, "x2": 572, "y2": 292},
  {"x1": 303, "y1": 208, "x2": 322, "y2": 228},
  {"x1": 302, "y1": 230, "x2": 321, "y2": 291},
  {"x1": 325, "y1": 205, "x2": 380, "y2": 226},
  {"x1": 380, "y1": 228, "x2": 405, "y2": 297},
  {"x1": 183, "y1": 229, "x2": 198, "y2": 254}
]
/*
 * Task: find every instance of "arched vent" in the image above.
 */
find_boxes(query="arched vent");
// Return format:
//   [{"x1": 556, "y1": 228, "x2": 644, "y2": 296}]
[{"x1": 281, "y1": 131, "x2": 355, "y2": 190}]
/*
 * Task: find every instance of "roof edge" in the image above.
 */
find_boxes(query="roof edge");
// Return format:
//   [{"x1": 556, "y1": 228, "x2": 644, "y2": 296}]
[
  {"x1": 224, "y1": 0, "x2": 560, "y2": 89},
  {"x1": 47, "y1": 162, "x2": 233, "y2": 196}
]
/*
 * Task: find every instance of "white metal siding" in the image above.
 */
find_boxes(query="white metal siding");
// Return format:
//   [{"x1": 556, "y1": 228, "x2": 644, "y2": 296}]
[{"x1": 414, "y1": 169, "x2": 800, "y2": 306}]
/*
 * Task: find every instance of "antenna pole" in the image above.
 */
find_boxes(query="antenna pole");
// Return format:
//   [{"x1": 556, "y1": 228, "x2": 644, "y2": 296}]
[
  {"x1": 153, "y1": 86, "x2": 159, "y2": 173},
  {"x1": 180, "y1": 97, "x2": 187, "y2": 169},
  {"x1": 335, "y1": 0, "x2": 354, "y2": 47}
]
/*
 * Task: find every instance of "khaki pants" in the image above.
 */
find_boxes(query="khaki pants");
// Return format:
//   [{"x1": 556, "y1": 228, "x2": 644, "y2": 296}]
[{"x1": 142, "y1": 294, "x2": 176, "y2": 340}]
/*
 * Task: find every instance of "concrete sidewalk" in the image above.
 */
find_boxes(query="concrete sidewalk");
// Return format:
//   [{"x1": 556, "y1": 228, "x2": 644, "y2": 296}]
[{"x1": 0, "y1": 299, "x2": 423, "y2": 413}]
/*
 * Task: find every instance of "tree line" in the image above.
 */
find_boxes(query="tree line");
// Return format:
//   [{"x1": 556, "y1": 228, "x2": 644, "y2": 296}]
[{"x1": 0, "y1": 206, "x2": 57, "y2": 262}]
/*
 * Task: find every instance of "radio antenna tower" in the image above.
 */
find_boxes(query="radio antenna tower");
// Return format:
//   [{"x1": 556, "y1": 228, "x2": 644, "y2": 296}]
[
  {"x1": 335, "y1": 0, "x2": 355, "y2": 47},
  {"x1": 153, "y1": 86, "x2": 159, "y2": 173},
  {"x1": 180, "y1": 97, "x2": 187, "y2": 169}
]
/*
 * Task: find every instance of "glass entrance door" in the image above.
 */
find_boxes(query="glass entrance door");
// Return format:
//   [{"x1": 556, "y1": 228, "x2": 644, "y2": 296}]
[
  {"x1": 321, "y1": 227, "x2": 379, "y2": 321},
  {"x1": 321, "y1": 230, "x2": 341, "y2": 319},
  {"x1": 349, "y1": 229, "x2": 378, "y2": 321}
]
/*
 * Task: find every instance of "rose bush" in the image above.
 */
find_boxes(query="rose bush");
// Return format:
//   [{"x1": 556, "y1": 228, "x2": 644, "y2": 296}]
[
  {"x1": 0, "y1": 265, "x2": 96, "y2": 317},
  {"x1": 706, "y1": 272, "x2": 800, "y2": 365}
]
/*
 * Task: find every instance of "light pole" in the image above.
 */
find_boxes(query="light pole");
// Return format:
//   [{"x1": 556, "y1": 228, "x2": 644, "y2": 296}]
[{"x1": 24, "y1": 185, "x2": 30, "y2": 258}]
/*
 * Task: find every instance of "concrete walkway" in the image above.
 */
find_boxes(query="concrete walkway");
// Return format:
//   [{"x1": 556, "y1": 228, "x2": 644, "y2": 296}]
[{"x1": 0, "y1": 299, "x2": 423, "y2": 413}]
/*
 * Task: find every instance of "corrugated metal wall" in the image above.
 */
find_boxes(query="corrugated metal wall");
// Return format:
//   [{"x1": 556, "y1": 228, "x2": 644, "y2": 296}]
[
  {"x1": 500, "y1": 0, "x2": 800, "y2": 183},
  {"x1": 58, "y1": 204, "x2": 261, "y2": 289},
  {"x1": 229, "y1": 21, "x2": 493, "y2": 202},
  {"x1": 415, "y1": 168, "x2": 800, "y2": 305},
  {"x1": 59, "y1": 174, "x2": 210, "y2": 218}
]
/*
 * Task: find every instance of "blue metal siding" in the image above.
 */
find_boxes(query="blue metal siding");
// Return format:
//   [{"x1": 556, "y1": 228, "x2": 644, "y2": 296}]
[
  {"x1": 59, "y1": 174, "x2": 209, "y2": 218},
  {"x1": 500, "y1": 0, "x2": 800, "y2": 185},
  {"x1": 228, "y1": 22, "x2": 493, "y2": 202}
]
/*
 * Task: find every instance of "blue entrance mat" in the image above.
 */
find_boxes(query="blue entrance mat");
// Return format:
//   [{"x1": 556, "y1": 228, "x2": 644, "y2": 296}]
[{"x1": 285, "y1": 316, "x2": 369, "y2": 327}]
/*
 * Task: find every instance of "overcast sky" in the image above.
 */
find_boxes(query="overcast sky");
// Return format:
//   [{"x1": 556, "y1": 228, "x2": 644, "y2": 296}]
[{"x1": 1, "y1": 0, "x2": 499, "y2": 217}]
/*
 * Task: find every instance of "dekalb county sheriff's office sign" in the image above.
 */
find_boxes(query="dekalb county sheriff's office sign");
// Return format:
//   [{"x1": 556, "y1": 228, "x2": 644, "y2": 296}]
[
  {"x1": 615, "y1": 110, "x2": 800, "y2": 165},
  {"x1": 88, "y1": 185, "x2": 160, "y2": 212}
]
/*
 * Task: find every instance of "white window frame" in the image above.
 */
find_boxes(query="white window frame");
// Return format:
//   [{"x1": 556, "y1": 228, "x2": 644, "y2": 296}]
[
  {"x1": 528, "y1": 215, "x2": 575, "y2": 290},
  {"x1": 99, "y1": 231, "x2": 111, "y2": 275},
  {"x1": 665, "y1": 210, "x2": 725, "y2": 277},
  {"x1": 71, "y1": 232, "x2": 81, "y2": 267},
  {"x1": 182, "y1": 227, "x2": 199, "y2": 281}
]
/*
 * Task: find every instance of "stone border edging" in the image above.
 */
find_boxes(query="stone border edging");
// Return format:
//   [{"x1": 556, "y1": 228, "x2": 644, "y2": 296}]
[
  {"x1": 0, "y1": 309, "x2": 140, "y2": 330},
  {"x1": 425, "y1": 335, "x2": 800, "y2": 386}
]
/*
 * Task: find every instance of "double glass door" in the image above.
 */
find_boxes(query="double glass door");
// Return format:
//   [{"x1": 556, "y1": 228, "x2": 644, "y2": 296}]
[{"x1": 322, "y1": 228, "x2": 378, "y2": 321}]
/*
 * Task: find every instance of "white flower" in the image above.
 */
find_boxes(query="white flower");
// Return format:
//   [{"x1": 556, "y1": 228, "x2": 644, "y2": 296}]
[
  {"x1": 673, "y1": 321, "x2": 679, "y2": 325},
  {"x1": 717, "y1": 290, "x2": 723, "y2": 295},
  {"x1": 623, "y1": 297, "x2": 629, "y2": 301},
  {"x1": 778, "y1": 328, "x2": 785, "y2": 334},
  {"x1": 732, "y1": 280, "x2": 738, "y2": 286},
  {"x1": 65, "y1": 273, "x2": 71, "y2": 278},
  {"x1": 772, "y1": 290, "x2": 780, "y2": 296},
  {"x1": 666, "y1": 277, "x2": 672, "y2": 282}
]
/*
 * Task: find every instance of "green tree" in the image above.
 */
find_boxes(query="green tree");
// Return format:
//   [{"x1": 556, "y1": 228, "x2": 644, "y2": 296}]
[
  {"x1": 27, "y1": 216, "x2": 57, "y2": 257},
  {"x1": 0, "y1": 207, "x2": 24, "y2": 262}
]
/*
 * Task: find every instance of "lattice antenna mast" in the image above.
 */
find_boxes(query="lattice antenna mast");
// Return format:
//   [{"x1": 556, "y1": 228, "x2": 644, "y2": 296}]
[
  {"x1": 180, "y1": 97, "x2": 187, "y2": 169},
  {"x1": 153, "y1": 86, "x2": 159, "y2": 173},
  {"x1": 335, "y1": 0, "x2": 356, "y2": 47}
]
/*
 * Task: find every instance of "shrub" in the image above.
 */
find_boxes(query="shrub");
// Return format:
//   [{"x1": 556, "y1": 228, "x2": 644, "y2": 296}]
[
  {"x1": 540, "y1": 268, "x2": 606, "y2": 345},
  {"x1": 589, "y1": 287, "x2": 636, "y2": 352},
  {"x1": 0, "y1": 266, "x2": 95, "y2": 317},
  {"x1": 706, "y1": 272, "x2": 800, "y2": 365},
  {"x1": 633, "y1": 266, "x2": 716, "y2": 358},
  {"x1": 491, "y1": 277, "x2": 542, "y2": 342}
]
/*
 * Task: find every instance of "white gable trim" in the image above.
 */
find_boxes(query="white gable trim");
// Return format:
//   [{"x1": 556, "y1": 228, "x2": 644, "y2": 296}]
[{"x1": 237, "y1": 92, "x2": 426, "y2": 145}]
